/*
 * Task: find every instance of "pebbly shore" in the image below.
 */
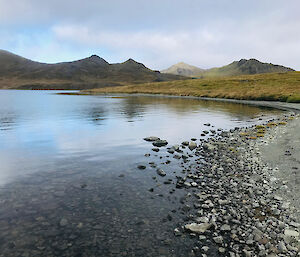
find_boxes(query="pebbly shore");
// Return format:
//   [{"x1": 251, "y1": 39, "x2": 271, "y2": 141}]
[{"x1": 143, "y1": 111, "x2": 300, "y2": 256}]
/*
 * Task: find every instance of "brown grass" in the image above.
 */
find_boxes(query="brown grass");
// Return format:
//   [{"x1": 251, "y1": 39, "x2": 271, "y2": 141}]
[{"x1": 84, "y1": 71, "x2": 300, "y2": 103}]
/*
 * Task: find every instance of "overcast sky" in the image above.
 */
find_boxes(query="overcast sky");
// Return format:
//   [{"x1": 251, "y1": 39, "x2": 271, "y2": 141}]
[{"x1": 0, "y1": 0, "x2": 299, "y2": 70}]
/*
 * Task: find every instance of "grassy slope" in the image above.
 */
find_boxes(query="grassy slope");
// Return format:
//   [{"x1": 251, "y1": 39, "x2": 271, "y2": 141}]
[{"x1": 83, "y1": 71, "x2": 300, "y2": 103}]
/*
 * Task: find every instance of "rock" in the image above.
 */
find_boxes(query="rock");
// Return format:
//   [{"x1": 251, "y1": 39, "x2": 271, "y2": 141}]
[
  {"x1": 144, "y1": 136, "x2": 160, "y2": 142},
  {"x1": 220, "y1": 224, "x2": 231, "y2": 231},
  {"x1": 213, "y1": 236, "x2": 223, "y2": 244},
  {"x1": 60, "y1": 218, "x2": 68, "y2": 227},
  {"x1": 182, "y1": 141, "x2": 189, "y2": 146},
  {"x1": 152, "y1": 140, "x2": 168, "y2": 147},
  {"x1": 152, "y1": 148, "x2": 160, "y2": 152},
  {"x1": 174, "y1": 228, "x2": 181, "y2": 236},
  {"x1": 290, "y1": 221, "x2": 300, "y2": 228},
  {"x1": 278, "y1": 241, "x2": 287, "y2": 253},
  {"x1": 218, "y1": 199, "x2": 229, "y2": 205},
  {"x1": 156, "y1": 168, "x2": 166, "y2": 177},
  {"x1": 204, "y1": 123, "x2": 211, "y2": 126},
  {"x1": 290, "y1": 222, "x2": 300, "y2": 228},
  {"x1": 171, "y1": 145, "x2": 180, "y2": 151},
  {"x1": 188, "y1": 141, "x2": 197, "y2": 151},
  {"x1": 284, "y1": 229, "x2": 299, "y2": 237},
  {"x1": 274, "y1": 195, "x2": 283, "y2": 201},
  {"x1": 219, "y1": 247, "x2": 226, "y2": 253},
  {"x1": 202, "y1": 246, "x2": 209, "y2": 252},
  {"x1": 137, "y1": 165, "x2": 146, "y2": 170},
  {"x1": 80, "y1": 184, "x2": 87, "y2": 189},
  {"x1": 243, "y1": 249, "x2": 252, "y2": 257},
  {"x1": 184, "y1": 223, "x2": 212, "y2": 234},
  {"x1": 203, "y1": 143, "x2": 216, "y2": 152},
  {"x1": 167, "y1": 149, "x2": 175, "y2": 154}
]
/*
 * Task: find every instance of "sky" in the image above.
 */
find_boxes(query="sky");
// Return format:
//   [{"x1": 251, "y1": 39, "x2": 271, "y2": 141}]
[{"x1": 0, "y1": 0, "x2": 300, "y2": 70}]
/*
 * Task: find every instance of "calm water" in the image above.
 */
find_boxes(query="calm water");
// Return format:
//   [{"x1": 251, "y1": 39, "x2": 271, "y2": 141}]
[{"x1": 0, "y1": 90, "x2": 282, "y2": 256}]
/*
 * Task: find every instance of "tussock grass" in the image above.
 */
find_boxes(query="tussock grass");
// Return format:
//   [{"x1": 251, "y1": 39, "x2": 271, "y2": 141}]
[{"x1": 86, "y1": 72, "x2": 300, "y2": 103}]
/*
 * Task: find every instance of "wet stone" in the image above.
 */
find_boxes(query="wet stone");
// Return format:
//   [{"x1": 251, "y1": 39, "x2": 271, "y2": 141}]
[
  {"x1": 152, "y1": 140, "x2": 168, "y2": 147},
  {"x1": 59, "y1": 218, "x2": 68, "y2": 227},
  {"x1": 156, "y1": 168, "x2": 166, "y2": 177},
  {"x1": 144, "y1": 136, "x2": 160, "y2": 142}
]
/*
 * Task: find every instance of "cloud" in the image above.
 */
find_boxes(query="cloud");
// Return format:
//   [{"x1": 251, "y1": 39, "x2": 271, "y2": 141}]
[
  {"x1": 0, "y1": 0, "x2": 300, "y2": 69},
  {"x1": 51, "y1": 13, "x2": 300, "y2": 70}
]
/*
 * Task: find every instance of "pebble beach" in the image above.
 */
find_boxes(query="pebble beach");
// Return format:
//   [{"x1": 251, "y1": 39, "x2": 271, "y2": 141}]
[{"x1": 143, "y1": 101, "x2": 300, "y2": 256}]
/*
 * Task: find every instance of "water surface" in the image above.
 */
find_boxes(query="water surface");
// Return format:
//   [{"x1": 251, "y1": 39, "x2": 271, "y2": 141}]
[{"x1": 0, "y1": 90, "x2": 282, "y2": 256}]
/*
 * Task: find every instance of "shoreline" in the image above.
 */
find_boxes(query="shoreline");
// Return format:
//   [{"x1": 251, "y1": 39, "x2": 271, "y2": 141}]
[
  {"x1": 139, "y1": 97, "x2": 300, "y2": 255},
  {"x1": 58, "y1": 91, "x2": 300, "y2": 113}
]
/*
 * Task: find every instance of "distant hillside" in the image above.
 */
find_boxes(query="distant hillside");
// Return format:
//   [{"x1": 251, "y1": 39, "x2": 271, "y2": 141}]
[
  {"x1": 200, "y1": 59, "x2": 294, "y2": 78},
  {"x1": 161, "y1": 62, "x2": 204, "y2": 77},
  {"x1": 162, "y1": 59, "x2": 294, "y2": 78},
  {"x1": 0, "y1": 50, "x2": 185, "y2": 90}
]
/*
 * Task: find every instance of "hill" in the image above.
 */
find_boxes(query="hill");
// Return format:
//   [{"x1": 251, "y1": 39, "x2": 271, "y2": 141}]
[
  {"x1": 162, "y1": 59, "x2": 294, "y2": 78},
  {"x1": 200, "y1": 59, "x2": 294, "y2": 78},
  {"x1": 0, "y1": 50, "x2": 185, "y2": 90},
  {"x1": 161, "y1": 62, "x2": 204, "y2": 77},
  {"x1": 80, "y1": 71, "x2": 300, "y2": 103}
]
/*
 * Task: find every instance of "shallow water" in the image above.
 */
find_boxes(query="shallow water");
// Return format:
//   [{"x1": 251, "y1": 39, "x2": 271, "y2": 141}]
[{"x1": 0, "y1": 90, "x2": 282, "y2": 256}]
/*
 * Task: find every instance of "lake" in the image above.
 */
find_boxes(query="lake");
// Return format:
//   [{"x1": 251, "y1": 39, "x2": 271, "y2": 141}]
[{"x1": 0, "y1": 90, "x2": 282, "y2": 257}]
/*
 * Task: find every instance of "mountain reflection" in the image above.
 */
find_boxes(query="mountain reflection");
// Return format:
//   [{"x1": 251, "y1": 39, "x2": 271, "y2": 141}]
[
  {"x1": 115, "y1": 96, "x2": 278, "y2": 121},
  {"x1": 82, "y1": 106, "x2": 108, "y2": 125},
  {"x1": 0, "y1": 113, "x2": 18, "y2": 130}
]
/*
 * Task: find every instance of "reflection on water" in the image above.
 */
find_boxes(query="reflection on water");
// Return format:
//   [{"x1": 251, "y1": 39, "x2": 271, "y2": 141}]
[{"x1": 0, "y1": 90, "x2": 282, "y2": 256}]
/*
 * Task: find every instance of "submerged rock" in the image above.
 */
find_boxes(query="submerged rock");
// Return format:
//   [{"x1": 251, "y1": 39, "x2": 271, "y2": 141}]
[
  {"x1": 59, "y1": 218, "x2": 68, "y2": 227},
  {"x1": 188, "y1": 141, "x2": 197, "y2": 151},
  {"x1": 144, "y1": 136, "x2": 160, "y2": 142},
  {"x1": 156, "y1": 168, "x2": 166, "y2": 177},
  {"x1": 167, "y1": 149, "x2": 175, "y2": 154},
  {"x1": 152, "y1": 140, "x2": 168, "y2": 147}
]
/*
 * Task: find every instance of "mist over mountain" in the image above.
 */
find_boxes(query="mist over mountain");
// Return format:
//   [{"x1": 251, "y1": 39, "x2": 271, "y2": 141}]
[{"x1": 0, "y1": 50, "x2": 185, "y2": 89}]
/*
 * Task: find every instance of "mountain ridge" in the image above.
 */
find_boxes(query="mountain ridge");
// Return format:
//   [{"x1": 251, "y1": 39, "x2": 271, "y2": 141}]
[
  {"x1": 162, "y1": 59, "x2": 294, "y2": 78},
  {"x1": 0, "y1": 50, "x2": 185, "y2": 89}
]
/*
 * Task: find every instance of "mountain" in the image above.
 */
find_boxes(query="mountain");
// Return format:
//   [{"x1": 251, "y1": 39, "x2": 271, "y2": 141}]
[
  {"x1": 161, "y1": 62, "x2": 204, "y2": 77},
  {"x1": 161, "y1": 59, "x2": 294, "y2": 78},
  {"x1": 0, "y1": 50, "x2": 185, "y2": 90},
  {"x1": 200, "y1": 59, "x2": 294, "y2": 78}
]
